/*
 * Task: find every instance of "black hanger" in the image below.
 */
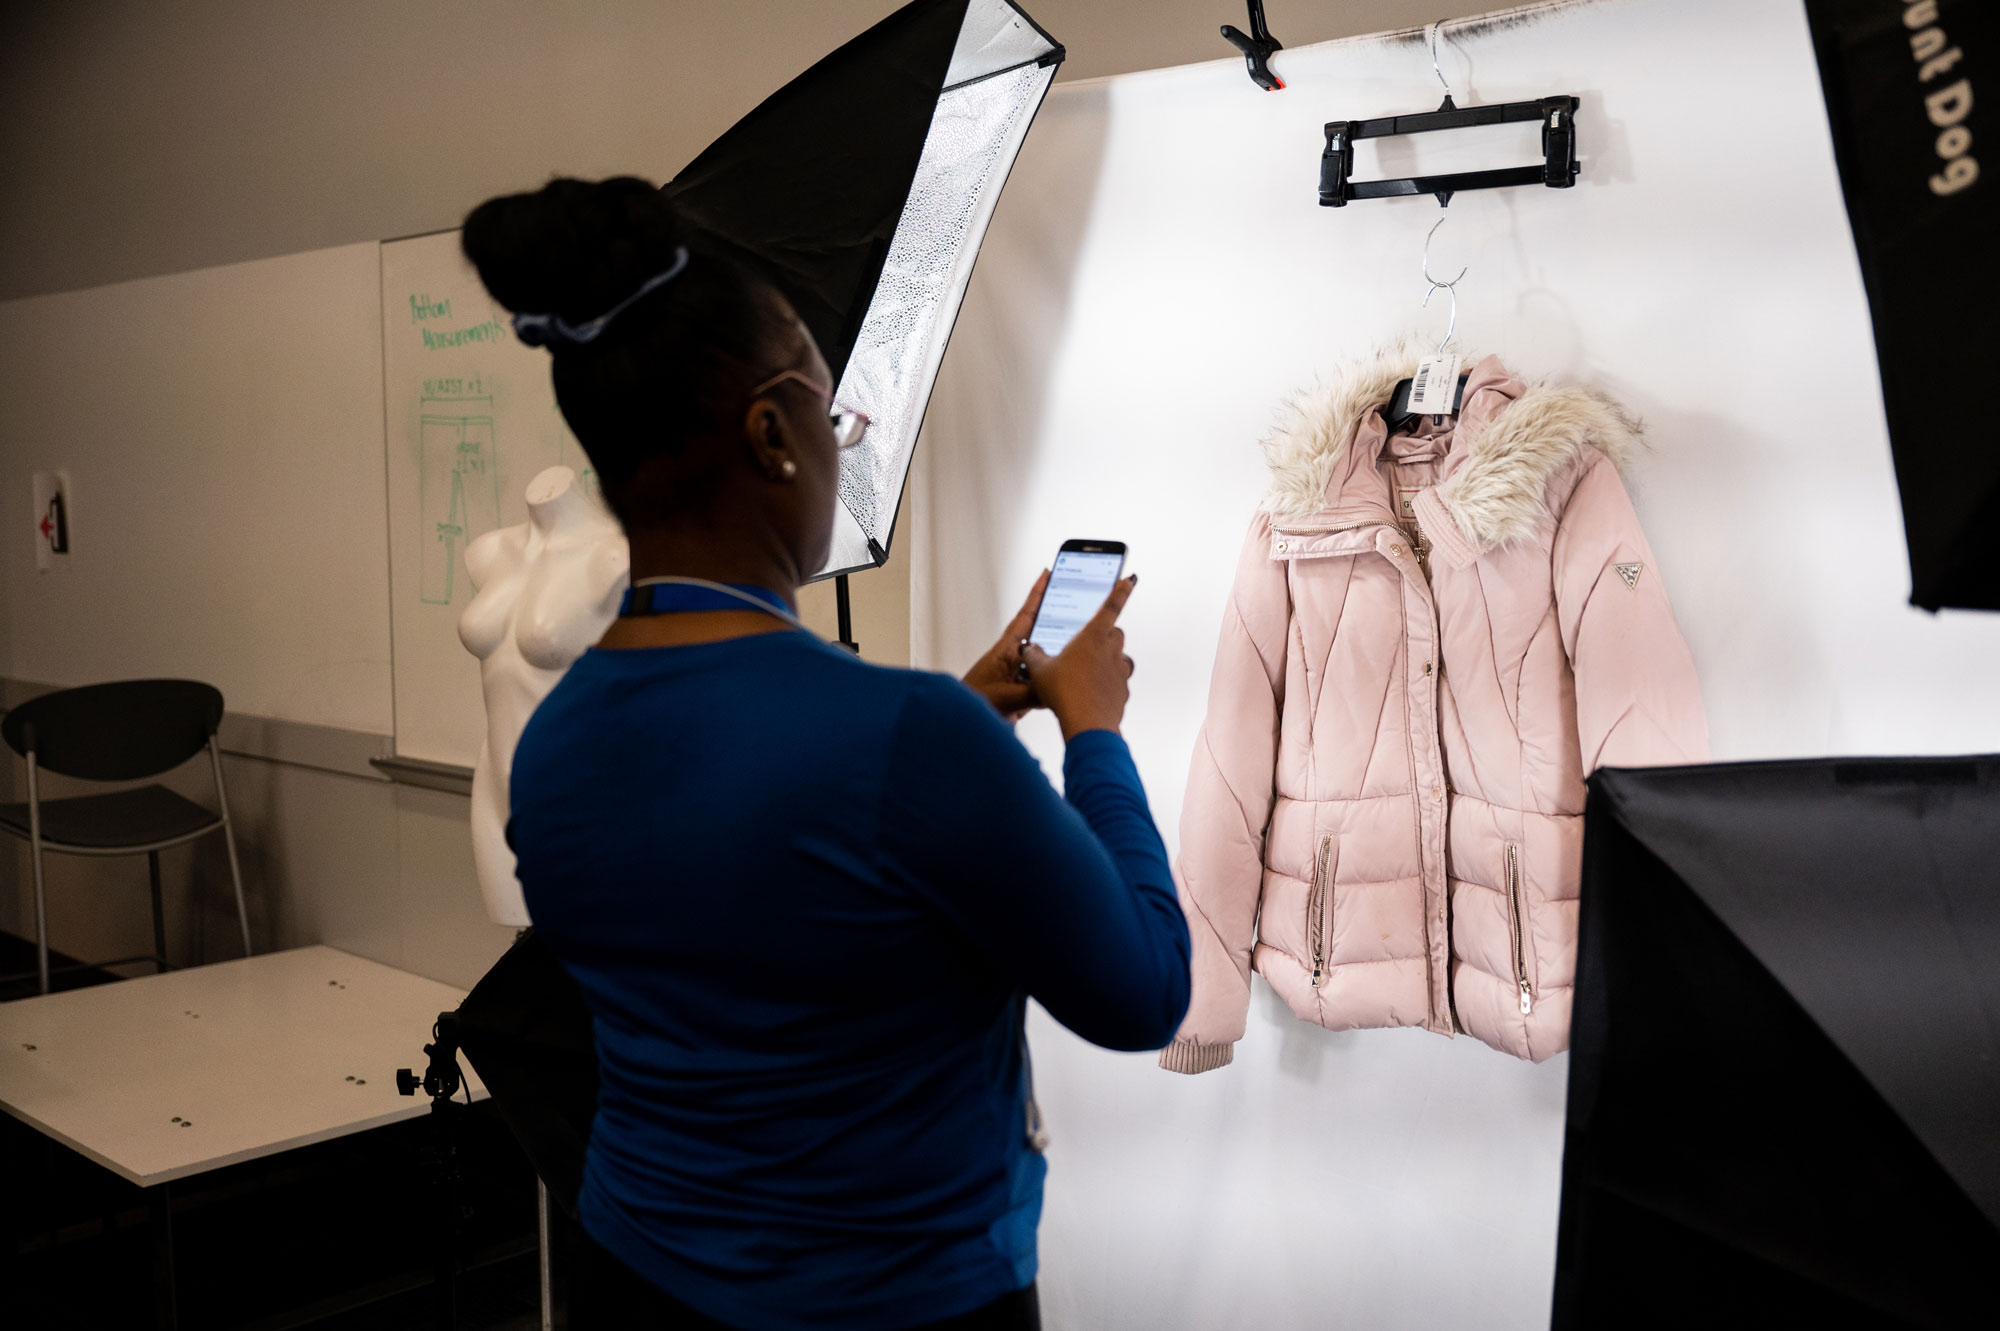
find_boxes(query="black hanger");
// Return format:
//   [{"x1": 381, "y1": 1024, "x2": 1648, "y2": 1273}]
[
  {"x1": 1322, "y1": 95, "x2": 1578, "y2": 208},
  {"x1": 1320, "y1": 23, "x2": 1578, "y2": 207},
  {"x1": 1221, "y1": 1, "x2": 1284, "y2": 92}
]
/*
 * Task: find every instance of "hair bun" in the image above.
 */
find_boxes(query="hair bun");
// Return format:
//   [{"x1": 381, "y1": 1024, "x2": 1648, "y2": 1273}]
[{"x1": 462, "y1": 176, "x2": 687, "y2": 322}]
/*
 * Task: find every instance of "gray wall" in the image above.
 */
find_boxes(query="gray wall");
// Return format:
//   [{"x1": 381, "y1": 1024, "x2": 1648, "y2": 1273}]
[{"x1": 0, "y1": 0, "x2": 1494, "y2": 992}]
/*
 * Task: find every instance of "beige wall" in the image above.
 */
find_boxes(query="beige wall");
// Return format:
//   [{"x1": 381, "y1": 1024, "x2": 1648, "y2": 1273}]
[{"x1": 0, "y1": 0, "x2": 1495, "y2": 986}]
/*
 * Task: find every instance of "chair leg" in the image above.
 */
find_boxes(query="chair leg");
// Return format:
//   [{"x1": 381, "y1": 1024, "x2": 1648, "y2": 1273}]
[
  {"x1": 27, "y1": 753, "x2": 51, "y2": 996},
  {"x1": 149, "y1": 852, "x2": 168, "y2": 974},
  {"x1": 31, "y1": 845, "x2": 51, "y2": 997},
  {"x1": 208, "y1": 739, "x2": 253, "y2": 958},
  {"x1": 223, "y1": 827, "x2": 251, "y2": 959}
]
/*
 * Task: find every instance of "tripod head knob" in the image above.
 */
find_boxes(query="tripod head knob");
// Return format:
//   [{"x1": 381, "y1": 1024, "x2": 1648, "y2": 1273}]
[{"x1": 398, "y1": 1013, "x2": 465, "y2": 1106}]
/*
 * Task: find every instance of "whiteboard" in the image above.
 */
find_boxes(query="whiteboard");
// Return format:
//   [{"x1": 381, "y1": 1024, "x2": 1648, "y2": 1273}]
[
  {"x1": 910, "y1": 0, "x2": 2000, "y2": 1327},
  {"x1": 380, "y1": 231, "x2": 600, "y2": 767},
  {"x1": 0, "y1": 242, "x2": 391, "y2": 734}
]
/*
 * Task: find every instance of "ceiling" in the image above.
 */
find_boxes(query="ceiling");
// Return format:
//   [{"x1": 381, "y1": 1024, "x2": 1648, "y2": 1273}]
[{"x1": 0, "y1": 0, "x2": 1506, "y2": 301}]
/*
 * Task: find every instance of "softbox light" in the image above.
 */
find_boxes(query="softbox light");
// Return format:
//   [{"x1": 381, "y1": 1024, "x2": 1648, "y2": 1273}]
[
  {"x1": 662, "y1": 0, "x2": 1064, "y2": 579},
  {"x1": 1804, "y1": 1, "x2": 2000, "y2": 612},
  {"x1": 1555, "y1": 758, "x2": 2000, "y2": 1329}
]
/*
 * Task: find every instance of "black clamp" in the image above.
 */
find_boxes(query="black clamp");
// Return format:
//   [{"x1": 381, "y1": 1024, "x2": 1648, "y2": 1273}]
[
  {"x1": 1541, "y1": 97, "x2": 1578, "y2": 187},
  {"x1": 1221, "y1": 0, "x2": 1284, "y2": 92},
  {"x1": 1320, "y1": 121, "x2": 1358, "y2": 208}
]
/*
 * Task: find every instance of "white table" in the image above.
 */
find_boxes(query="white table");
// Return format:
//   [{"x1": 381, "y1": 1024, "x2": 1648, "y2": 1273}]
[{"x1": 0, "y1": 946, "x2": 490, "y2": 1327}]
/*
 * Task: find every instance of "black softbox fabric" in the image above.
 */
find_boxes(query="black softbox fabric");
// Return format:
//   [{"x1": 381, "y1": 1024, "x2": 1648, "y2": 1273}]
[
  {"x1": 660, "y1": 0, "x2": 966, "y2": 387},
  {"x1": 1555, "y1": 757, "x2": 2000, "y2": 1328},
  {"x1": 662, "y1": 0, "x2": 1063, "y2": 577},
  {"x1": 1804, "y1": 2, "x2": 2000, "y2": 611},
  {"x1": 453, "y1": 930, "x2": 598, "y2": 1216}
]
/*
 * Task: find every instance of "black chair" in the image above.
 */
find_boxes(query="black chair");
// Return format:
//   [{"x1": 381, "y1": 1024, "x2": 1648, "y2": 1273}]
[{"x1": 0, "y1": 680, "x2": 253, "y2": 995}]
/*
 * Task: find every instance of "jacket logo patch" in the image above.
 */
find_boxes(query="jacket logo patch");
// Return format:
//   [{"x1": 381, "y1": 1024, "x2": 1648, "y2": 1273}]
[{"x1": 1615, "y1": 562, "x2": 1644, "y2": 591}]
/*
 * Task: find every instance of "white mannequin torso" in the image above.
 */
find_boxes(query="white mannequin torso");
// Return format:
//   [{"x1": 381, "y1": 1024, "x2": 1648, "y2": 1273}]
[{"x1": 459, "y1": 465, "x2": 628, "y2": 926}]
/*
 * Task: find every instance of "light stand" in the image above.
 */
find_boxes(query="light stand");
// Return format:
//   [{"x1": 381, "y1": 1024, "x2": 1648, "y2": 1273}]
[
  {"x1": 834, "y1": 573, "x2": 859, "y2": 654},
  {"x1": 396, "y1": 1013, "x2": 469, "y2": 1331}
]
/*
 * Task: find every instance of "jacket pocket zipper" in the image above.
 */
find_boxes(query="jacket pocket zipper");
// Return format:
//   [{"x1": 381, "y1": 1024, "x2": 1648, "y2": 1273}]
[
  {"x1": 1308, "y1": 835, "x2": 1334, "y2": 988},
  {"x1": 1506, "y1": 843, "x2": 1534, "y2": 1016}
]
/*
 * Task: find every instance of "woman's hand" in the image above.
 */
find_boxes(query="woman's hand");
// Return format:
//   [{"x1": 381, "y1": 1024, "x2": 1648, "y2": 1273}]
[
  {"x1": 1022, "y1": 574, "x2": 1137, "y2": 741},
  {"x1": 962, "y1": 570, "x2": 1050, "y2": 722}
]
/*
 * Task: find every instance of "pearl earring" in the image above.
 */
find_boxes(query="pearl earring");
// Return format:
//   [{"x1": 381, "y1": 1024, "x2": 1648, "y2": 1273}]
[{"x1": 780, "y1": 459, "x2": 797, "y2": 479}]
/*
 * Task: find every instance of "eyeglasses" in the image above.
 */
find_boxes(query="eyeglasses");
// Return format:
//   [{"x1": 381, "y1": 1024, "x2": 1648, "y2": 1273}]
[{"x1": 751, "y1": 370, "x2": 870, "y2": 450}]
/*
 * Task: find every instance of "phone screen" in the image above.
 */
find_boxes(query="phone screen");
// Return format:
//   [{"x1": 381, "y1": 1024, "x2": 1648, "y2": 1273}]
[{"x1": 1029, "y1": 547, "x2": 1126, "y2": 656}]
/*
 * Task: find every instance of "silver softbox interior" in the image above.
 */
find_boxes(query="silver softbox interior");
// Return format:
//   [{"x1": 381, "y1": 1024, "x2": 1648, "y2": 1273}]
[{"x1": 819, "y1": 0, "x2": 1061, "y2": 577}]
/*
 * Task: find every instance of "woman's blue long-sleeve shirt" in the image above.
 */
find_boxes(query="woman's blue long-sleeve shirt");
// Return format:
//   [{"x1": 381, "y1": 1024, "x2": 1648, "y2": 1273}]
[{"x1": 509, "y1": 629, "x2": 1190, "y2": 1331}]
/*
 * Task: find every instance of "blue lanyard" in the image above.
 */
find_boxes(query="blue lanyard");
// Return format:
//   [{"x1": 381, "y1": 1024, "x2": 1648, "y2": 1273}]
[{"x1": 620, "y1": 577, "x2": 798, "y2": 624}]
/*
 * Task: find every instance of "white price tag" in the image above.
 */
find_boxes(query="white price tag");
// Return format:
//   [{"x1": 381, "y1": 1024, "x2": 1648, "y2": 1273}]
[{"x1": 1408, "y1": 354, "x2": 1461, "y2": 416}]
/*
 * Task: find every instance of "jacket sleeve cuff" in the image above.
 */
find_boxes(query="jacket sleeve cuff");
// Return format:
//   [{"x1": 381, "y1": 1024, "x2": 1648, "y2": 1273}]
[{"x1": 1158, "y1": 1039, "x2": 1235, "y2": 1074}]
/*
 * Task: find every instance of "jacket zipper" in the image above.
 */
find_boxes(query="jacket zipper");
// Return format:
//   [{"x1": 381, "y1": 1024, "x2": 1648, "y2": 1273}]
[
  {"x1": 1273, "y1": 521, "x2": 1367, "y2": 537},
  {"x1": 1307, "y1": 835, "x2": 1334, "y2": 988},
  {"x1": 1506, "y1": 843, "x2": 1533, "y2": 1016}
]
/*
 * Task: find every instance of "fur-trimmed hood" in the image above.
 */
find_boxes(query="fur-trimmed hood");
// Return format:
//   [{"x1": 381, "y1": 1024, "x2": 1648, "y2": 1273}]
[{"x1": 1262, "y1": 343, "x2": 1642, "y2": 553}]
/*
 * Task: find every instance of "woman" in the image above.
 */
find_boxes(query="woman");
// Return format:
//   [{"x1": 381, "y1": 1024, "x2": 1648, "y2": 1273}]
[{"x1": 471, "y1": 177, "x2": 1191, "y2": 1331}]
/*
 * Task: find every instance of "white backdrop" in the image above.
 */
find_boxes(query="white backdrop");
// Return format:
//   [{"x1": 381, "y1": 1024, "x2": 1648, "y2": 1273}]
[{"x1": 909, "y1": 1, "x2": 2000, "y2": 1327}]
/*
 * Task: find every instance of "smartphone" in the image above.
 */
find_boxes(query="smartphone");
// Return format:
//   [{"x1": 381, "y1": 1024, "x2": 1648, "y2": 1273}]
[{"x1": 1026, "y1": 539, "x2": 1127, "y2": 658}]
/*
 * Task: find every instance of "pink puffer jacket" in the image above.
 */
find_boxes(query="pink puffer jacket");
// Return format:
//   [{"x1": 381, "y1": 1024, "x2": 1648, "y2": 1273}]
[{"x1": 1161, "y1": 350, "x2": 1706, "y2": 1071}]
